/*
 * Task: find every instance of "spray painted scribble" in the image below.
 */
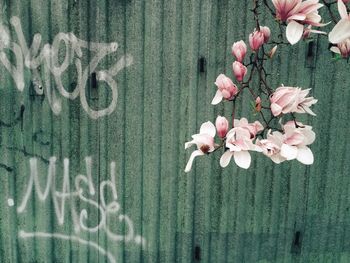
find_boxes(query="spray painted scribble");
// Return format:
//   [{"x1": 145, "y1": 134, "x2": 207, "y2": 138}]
[
  {"x1": 0, "y1": 16, "x2": 133, "y2": 119},
  {"x1": 14, "y1": 157, "x2": 145, "y2": 263}
]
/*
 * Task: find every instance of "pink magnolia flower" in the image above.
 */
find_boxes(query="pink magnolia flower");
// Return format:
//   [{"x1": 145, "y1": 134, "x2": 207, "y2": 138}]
[
  {"x1": 256, "y1": 130, "x2": 286, "y2": 163},
  {"x1": 215, "y1": 116, "x2": 229, "y2": 138},
  {"x1": 260, "y1": 26, "x2": 271, "y2": 43},
  {"x1": 270, "y1": 86, "x2": 317, "y2": 116},
  {"x1": 249, "y1": 29, "x2": 265, "y2": 51},
  {"x1": 342, "y1": 0, "x2": 350, "y2": 3},
  {"x1": 184, "y1": 121, "x2": 216, "y2": 172},
  {"x1": 232, "y1": 61, "x2": 247, "y2": 82},
  {"x1": 220, "y1": 127, "x2": 262, "y2": 169},
  {"x1": 330, "y1": 38, "x2": 350, "y2": 57},
  {"x1": 234, "y1": 118, "x2": 264, "y2": 139},
  {"x1": 211, "y1": 74, "x2": 239, "y2": 105},
  {"x1": 279, "y1": 121, "x2": 315, "y2": 165},
  {"x1": 329, "y1": 0, "x2": 350, "y2": 44},
  {"x1": 272, "y1": 0, "x2": 327, "y2": 45},
  {"x1": 232, "y1": 41, "x2": 247, "y2": 62}
]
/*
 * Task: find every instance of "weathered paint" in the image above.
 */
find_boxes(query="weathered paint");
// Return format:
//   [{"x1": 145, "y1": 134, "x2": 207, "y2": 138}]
[{"x1": 0, "y1": 0, "x2": 349, "y2": 262}]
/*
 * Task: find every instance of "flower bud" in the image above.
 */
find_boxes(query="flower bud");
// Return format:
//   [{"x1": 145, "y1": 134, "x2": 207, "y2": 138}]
[
  {"x1": 211, "y1": 74, "x2": 239, "y2": 105},
  {"x1": 255, "y1": 96, "x2": 262, "y2": 112},
  {"x1": 231, "y1": 40, "x2": 247, "y2": 62},
  {"x1": 215, "y1": 116, "x2": 229, "y2": 138},
  {"x1": 260, "y1": 26, "x2": 271, "y2": 43},
  {"x1": 268, "y1": 45, "x2": 278, "y2": 58},
  {"x1": 249, "y1": 29, "x2": 265, "y2": 51},
  {"x1": 232, "y1": 61, "x2": 247, "y2": 82}
]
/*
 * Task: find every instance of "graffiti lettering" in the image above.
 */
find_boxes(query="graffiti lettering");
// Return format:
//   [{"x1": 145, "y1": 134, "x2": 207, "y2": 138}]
[
  {"x1": 0, "y1": 17, "x2": 133, "y2": 119},
  {"x1": 15, "y1": 157, "x2": 145, "y2": 263}
]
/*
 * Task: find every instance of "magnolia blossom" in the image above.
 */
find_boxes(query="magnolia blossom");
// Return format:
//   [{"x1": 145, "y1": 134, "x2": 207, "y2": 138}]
[
  {"x1": 234, "y1": 118, "x2": 264, "y2": 138},
  {"x1": 270, "y1": 86, "x2": 317, "y2": 116},
  {"x1": 330, "y1": 38, "x2": 350, "y2": 57},
  {"x1": 272, "y1": 0, "x2": 327, "y2": 45},
  {"x1": 249, "y1": 29, "x2": 265, "y2": 51},
  {"x1": 220, "y1": 127, "x2": 262, "y2": 169},
  {"x1": 232, "y1": 40, "x2": 247, "y2": 62},
  {"x1": 279, "y1": 121, "x2": 315, "y2": 164},
  {"x1": 232, "y1": 61, "x2": 247, "y2": 82},
  {"x1": 256, "y1": 130, "x2": 286, "y2": 163},
  {"x1": 215, "y1": 116, "x2": 229, "y2": 138},
  {"x1": 257, "y1": 122, "x2": 315, "y2": 164},
  {"x1": 184, "y1": 121, "x2": 216, "y2": 172},
  {"x1": 211, "y1": 74, "x2": 239, "y2": 105},
  {"x1": 329, "y1": 0, "x2": 350, "y2": 44}
]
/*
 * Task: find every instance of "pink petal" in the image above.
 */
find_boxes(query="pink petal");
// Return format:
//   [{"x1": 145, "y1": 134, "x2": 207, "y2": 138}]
[
  {"x1": 185, "y1": 150, "x2": 205, "y2": 172},
  {"x1": 286, "y1": 21, "x2": 304, "y2": 45},
  {"x1": 211, "y1": 90, "x2": 223, "y2": 105},
  {"x1": 296, "y1": 146, "x2": 314, "y2": 165},
  {"x1": 288, "y1": 14, "x2": 307, "y2": 21},
  {"x1": 280, "y1": 144, "x2": 298, "y2": 160},
  {"x1": 338, "y1": 0, "x2": 349, "y2": 20},
  {"x1": 220, "y1": 151, "x2": 233, "y2": 168},
  {"x1": 329, "y1": 19, "x2": 350, "y2": 44},
  {"x1": 200, "y1": 121, "x2": 216, "y2": 137},
  {"x1": 271, "y1": 103, "x2": 283, "y2": 116},
  {"x1": 233, "y1": 151, "x2": 251, "y2": 169}
]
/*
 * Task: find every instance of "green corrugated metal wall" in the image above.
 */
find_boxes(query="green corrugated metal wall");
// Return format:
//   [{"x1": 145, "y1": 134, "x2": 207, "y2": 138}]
[{"x1": 0, "y1": 0, "x2": 349, "y2": 262}]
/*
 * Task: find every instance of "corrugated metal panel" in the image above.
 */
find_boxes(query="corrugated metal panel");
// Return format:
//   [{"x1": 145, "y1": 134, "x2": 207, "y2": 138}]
[{"x1": 0, "y1": 0, "x2": 349, "y2": 262}]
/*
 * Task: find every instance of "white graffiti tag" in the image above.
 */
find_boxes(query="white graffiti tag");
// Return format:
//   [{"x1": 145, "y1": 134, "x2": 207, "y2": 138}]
[
  {"x1": 15, "y1": 157, "x2": 145, "y2": 263},
  {"x1": 0, "y1": 17, "x2": 132, "y2": 119}
]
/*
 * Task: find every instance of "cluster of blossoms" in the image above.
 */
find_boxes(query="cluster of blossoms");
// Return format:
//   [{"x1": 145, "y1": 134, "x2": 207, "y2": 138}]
[
  {"x1": 272, "y1": 0, "x2": 328, "y2": 44},
  {"x1": 184, "y1": 0, "x2": 349, "y2": 172},
  {"x1": 185, "y1": 114, "x2": 316, "y2": 172},
  {"x1": 271, "y1": 0, "x2": 350, "y2": 58}
]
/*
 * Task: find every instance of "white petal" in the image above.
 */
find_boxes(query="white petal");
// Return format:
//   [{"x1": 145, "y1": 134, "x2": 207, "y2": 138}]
[
  {"x1": 338, "y1": 0, "x2": 348, "y2": 20},
  {"x1": 329, "y1": 19, "x2": 350, "y2": 44},
  {"x1": 211, "y1": 90, "x2": 223, "y2": 105},
  {"x1": 252, "y1": 144, "x2": 263, "y2": 152},
  {"x1": 303, "y1": 106, "x2": 316, "y2": 116},
  {"x1": 199, "y1": 121, "x2": 216, "y2": 137},
  {"x1": 233, "y1": 151, "x2": 251, "y2": 169},
  {"x1": 296, "y1": 146, "x2": 314, "y2": 165},
  {"x1": 286, "y1": 21, "x2": 304, "y2": 45},
  {"x1": 185, "y1": 140, "x2": 195, "y2": 149},
  {"x1": 220, "y1": 151, "x2": 233, "y2": 168},
  {"x1": 308, "y1": 29, "x2": 327, "y2": 35},
  {"x1": 270, "y1": 154, "x2": 285, "y2": 164},
  {"x1": 330, "y1": 46, "x2": 341, "y2": 54},
  {"x1": 280, "y1": 144, "x2": 298, "y2": 160},
  {"x1": 185, "y1": 150, "x2": 205, "y2": 172},
  {"x1": 303, "y1": 129, "x2": 316, "y2": 145}
]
